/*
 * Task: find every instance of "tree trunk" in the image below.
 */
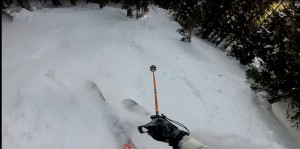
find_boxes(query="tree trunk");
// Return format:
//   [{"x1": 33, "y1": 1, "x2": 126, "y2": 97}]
[
  {"x1": 98, "y1": 0, "x2": 107, "y2": 8},
  {"x1": 216, "y1": 34, "x2": 227, "y2": 46},
  {"x1": 224, "y1": 37, "x2": 235, "y2": 49},
  {"x1": 52, "y1": 0, "x2": 61, "y2": 6},
  {"x1": 70, "y1": 0, "x2": 76, "y2": 5},
  {"x1": 202, "y1": 28, "x2": 212, "y2": 39},
  {"x1": 209, "y1": 31, "x2": 218, "y2": 41},
  {"x1": 211, "y1": 32, "x2": 221, "y2": 43},
  {"x1": 260, "y1": 0, "x2": 285, "y2": 26}
]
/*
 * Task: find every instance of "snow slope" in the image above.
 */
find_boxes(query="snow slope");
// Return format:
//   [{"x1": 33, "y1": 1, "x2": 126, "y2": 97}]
[
  {"x1": 2, "y1": 5, "x2": 300, "y2": 149},
  {"x1": 272, "y1": 101, "x2": 300, "y2": 141}
]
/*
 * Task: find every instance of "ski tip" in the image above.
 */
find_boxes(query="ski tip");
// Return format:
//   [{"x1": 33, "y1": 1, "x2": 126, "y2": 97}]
[{"x1": 123, "y1": 144, "x2": 131, "y2": 149}]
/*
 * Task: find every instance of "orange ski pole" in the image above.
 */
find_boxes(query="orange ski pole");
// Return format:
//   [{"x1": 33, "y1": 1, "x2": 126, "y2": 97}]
[{"x1": 150, "y1": 65, "x2": 159, "y2": 115}]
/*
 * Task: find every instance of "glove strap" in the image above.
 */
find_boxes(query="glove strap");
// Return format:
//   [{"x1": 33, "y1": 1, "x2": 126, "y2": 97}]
[{"x1": 137, "y1": 125, "x2": 147, "y2": 133}]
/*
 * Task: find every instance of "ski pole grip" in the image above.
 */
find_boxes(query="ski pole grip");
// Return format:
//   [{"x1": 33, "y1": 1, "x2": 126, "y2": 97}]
[{"x1": 137, "y1": 125, "x2": 147, "y2": 134}]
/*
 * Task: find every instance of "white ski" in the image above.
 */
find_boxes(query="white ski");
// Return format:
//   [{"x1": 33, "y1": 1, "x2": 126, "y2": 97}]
[
  {"x1": 86, "y1": 80, "x2": 136, "y2": 149},
  {"x1": 122, "y1": 99, "x2": 151, "y2": 117}
]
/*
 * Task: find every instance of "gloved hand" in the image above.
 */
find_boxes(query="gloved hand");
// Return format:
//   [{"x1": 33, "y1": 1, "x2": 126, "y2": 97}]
[{"x1": 138, "y1": 115, "x2": 189, "y2": 148}]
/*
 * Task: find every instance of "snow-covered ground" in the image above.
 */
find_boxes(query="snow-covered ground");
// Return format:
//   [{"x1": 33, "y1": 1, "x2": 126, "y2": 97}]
[
  {"x1": 272, "y1": 101, "x2": 300, "y2": 141},
  {"x1": 2, "y1": 5, "x2": 300, "y2": 149}
]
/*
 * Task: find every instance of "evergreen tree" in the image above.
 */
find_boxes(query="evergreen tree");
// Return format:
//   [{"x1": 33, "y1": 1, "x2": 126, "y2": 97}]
[
  {"x1": 140, "y1": 0, "x2": 149, "y2": 17},
  {"x1": 2, "y1": 0, "x2": 13, "y2": 9},
  {"x1": 17, "y1": 0, "x2": 31, "y2": 10},
  {"x1": 153, "y1": 0, "x2": 173, "y2": 9},
  {"x1": 246, "y1": 1, "x2": 300, "y2": 128},
  {"x1": 98, "y1": 0, "x2": 108, "y2": 8},
  {"x1": 174, "y1": 0, "x2": 202, "y2": 42},
  {"x1": 70, "y1": 0, "x2": 76, "y2": 5},
  {"x1": 52, "y1": 0, "x2": 61, "y2": 6},
  {"x1": 123, "y1": 0, "x2": 149, "y2": 18},
  {"x1": 123, "y1": 0, "x2": 134, "y2": 17}
]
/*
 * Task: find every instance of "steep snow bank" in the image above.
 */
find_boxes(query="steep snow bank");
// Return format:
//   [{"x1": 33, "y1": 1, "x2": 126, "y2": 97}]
[{"x1": 2, "y1": 5, "x2": 300, "y2": 149}]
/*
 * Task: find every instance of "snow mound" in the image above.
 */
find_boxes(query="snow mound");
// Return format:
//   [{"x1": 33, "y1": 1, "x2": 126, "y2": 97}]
[{"x1": 12, "y1": 8, "x2": 34, "y2": 22}]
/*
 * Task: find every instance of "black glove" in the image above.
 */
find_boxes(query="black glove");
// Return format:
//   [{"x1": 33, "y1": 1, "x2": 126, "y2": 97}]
[{"x1": 138, "y1": 115, "x2": 189, "y2": 148}]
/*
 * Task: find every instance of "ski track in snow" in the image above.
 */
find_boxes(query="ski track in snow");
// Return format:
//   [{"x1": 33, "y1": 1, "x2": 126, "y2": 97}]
[{"x1": 2, "y1": 5, "x2": 300, "y2": 149}]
